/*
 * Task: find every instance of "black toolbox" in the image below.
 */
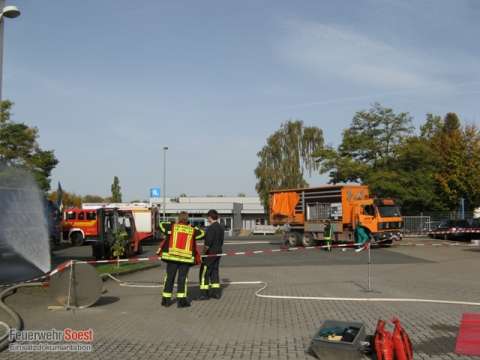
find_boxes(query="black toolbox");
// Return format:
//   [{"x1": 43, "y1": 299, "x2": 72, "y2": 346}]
[{"x1": 308, "y1": 320, "x2": 366, "y2": 359}]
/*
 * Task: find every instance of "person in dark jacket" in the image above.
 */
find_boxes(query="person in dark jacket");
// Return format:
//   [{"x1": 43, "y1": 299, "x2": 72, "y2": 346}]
[{"x1": 199, "y1": 209, "x2": 224, "y2": 300}]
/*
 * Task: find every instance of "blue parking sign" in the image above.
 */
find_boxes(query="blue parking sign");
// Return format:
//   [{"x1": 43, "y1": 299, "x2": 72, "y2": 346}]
[{"x1": 150, "y1": 187, "x2": 161, "y2": 198}]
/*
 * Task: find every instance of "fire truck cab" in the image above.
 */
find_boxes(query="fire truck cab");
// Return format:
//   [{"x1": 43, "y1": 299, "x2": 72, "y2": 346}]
[{"x1": 62, "y1": 208, "x2": 98, "y2": 246}]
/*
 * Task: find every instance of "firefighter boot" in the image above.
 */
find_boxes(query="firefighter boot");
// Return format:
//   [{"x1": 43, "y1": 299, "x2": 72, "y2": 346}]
[
  {"x1": 161, "y1": 297, "x2": 172, "y2": 307},
  {"x1": 199, "y1": 290, "x2": 210, "y2": 300},
  {"x1": 177, "y1": 298, "x2": 191, "y2": 308},
  {"x1": 210, "y1": 287, "x2": 222, "y2": 299}
]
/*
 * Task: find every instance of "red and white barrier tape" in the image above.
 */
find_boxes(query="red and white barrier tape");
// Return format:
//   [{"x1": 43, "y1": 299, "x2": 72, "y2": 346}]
[
  {"x1": 0, "y1": 260, "x2": 73, "y2": 288},
  {"x1": 429, "y1": 228, "x2": 480, "y2": 235},
  {"x1": 397, "y1": 241, "x2": 479, "y2": 247},
  {"x1": 74, "y1": 242, "x2": 367, "y2": 265}
]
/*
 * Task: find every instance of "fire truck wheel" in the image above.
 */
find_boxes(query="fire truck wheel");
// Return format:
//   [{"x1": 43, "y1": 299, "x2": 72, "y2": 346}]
[
  {"x1": 302, "y1": 233, "x2": 315, "y2": 247},
  {"x1": 71, "y1": 232, "x2": 84, "y2": 246},
  {"x1": 287, "y1": 232, "x2": 301, "y2": 247}
]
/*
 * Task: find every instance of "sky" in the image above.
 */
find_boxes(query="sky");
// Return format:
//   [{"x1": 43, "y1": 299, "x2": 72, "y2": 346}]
[{"x1": 4, "y1": 0, "x2": 480, "y2": 200}]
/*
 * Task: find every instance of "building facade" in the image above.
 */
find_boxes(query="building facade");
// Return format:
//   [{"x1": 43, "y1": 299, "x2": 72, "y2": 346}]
[
  {"x1": 150, "y1": 196, "x2": 267, "y2": 236},
  {"x1": 83, "y1": 196, "x2": 267, "y2": 236}
]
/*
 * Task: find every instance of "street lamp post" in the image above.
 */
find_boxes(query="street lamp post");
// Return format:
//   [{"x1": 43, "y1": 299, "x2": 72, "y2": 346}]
[
  {"x1": 163, "y1": 146, "x2": 168, "y2": 220},
  {"x1": 0, "y1": 1, "x2": 21, "y2": 103}
]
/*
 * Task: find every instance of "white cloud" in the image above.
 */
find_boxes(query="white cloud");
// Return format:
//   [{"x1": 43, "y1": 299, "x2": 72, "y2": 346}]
[{"x1": 278, "y1": 20, "x2": 450, "y2": 90}]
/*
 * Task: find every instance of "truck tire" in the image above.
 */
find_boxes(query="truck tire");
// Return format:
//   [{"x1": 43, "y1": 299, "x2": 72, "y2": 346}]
[
  {"x1": 302, "y1": 233, "x2": 315, "y2": 247},
  {"x1": 92, "y1": 243, "x2": 103, "y2": 260},
  {"x1": 287, "y1": 232, "x2": 301, "y2": 247},
  {"x1": 71, "y1": 232, "x2": 84, "y2": 246}
]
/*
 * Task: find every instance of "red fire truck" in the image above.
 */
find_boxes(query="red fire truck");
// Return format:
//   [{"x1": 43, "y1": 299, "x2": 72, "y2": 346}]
[
  {"x1": 62, "y1": 208, "x2": 99, "y2": 246},
  {"x1": 62, "y1": 206, "x2": 161, "y2": 249}
]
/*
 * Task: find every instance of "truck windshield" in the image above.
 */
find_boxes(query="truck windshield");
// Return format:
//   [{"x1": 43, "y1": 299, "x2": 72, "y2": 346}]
[{"x1": 378, "y1": 206, "x2": 401, "y2": 217}]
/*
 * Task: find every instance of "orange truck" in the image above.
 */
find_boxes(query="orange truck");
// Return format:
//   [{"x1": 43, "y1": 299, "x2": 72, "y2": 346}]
[{"x1": 269, "y1": 185, "x2": 402, "y2": 247}]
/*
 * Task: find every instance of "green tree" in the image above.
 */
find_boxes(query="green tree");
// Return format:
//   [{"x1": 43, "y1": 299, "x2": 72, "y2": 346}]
[
  {"x1": 255, "y1": 120, "x2": 324, "y2": 209},
  {"x1": 316, "y1": 104, "x2": 449, "y2": 213},
  {"x1": 48, "y1": 190, "x2": 82, "y2": 208},
  {"x1": 370, "y1": 137, "x2": 445, "y2": 213},
  {"x1": 318, "y1": 105, "x2": 480, "y2": 213},
  {"x1": 318, "y1": 103, "x2": 414, "y2": 183},
  {"x1": 425, "y1": 113, "x2": 480, "y2": 211},
  {"x1": 83, "y1": 194, "x2": 106, "y2": 203},
  {"x1": 111, "y1": 176, "x2": 122, "y2": 202},
  {"x1": 0, "y1": 100, "x2": 58, "y2": 191},
  {"x1": 462, "y1": 124, "x2": 480, "y2": 211}
]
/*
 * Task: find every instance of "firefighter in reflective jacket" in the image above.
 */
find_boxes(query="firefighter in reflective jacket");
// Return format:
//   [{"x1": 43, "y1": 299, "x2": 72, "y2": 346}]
[{"x1": 157, "y1": 212, "x2": 205, "y2": 308}]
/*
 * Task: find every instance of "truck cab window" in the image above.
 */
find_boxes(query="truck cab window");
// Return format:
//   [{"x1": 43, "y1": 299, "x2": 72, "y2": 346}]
[
  {"x1": 78, "y1": 212, "x2": 85, "y2": 220},
  {"x1": 86, "y1": 212, "x2": 96, "y2": 220},
  {"x1": 363, "y1": 205, "x2": 375, "y2": 216},
  {"x1": 66, "y1": 212, "x2": 76, "y2": 220}
]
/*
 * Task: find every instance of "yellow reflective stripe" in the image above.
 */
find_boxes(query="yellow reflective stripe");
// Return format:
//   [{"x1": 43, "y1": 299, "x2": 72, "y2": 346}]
[
  {"x1": 169, "y1": 248, "x2": 193, "y2": 257},
  {"x1": 162, "y1": 274, "x2": 170, "y2": 298},
  {"x1": 71, "y1": 220, "x2": 96, "y2": 227},
  {"x1": 210, "y1": 283, "x2": 220, "y2": 289},
  {"x1": 177, "y1": 278, "x2": 188, "y2": 298},
  {"x1": 161, "y1": 253, "x2": 194, "y2": 264},
  {"x1": 200, "y1": 265, "x2": 208, "y2": 289},
  {"x1": 159, "y1": 222, "x2": 168, "y2": 233},
  {"x1": 195, "y1": 228, "x2": 205, "y2": 240}
]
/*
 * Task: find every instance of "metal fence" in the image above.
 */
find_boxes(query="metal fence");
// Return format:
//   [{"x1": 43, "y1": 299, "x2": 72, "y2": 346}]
[
  {"x1": 402, "y1": 212, "x2": 477, "y2": 235},
  {"x1": 402, "y1": 216, "x2": 431, "y2": 235}
]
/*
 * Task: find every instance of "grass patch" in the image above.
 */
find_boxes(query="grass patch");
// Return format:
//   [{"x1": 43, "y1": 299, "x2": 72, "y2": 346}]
[{"x1": 95, "y1": 261, "x2": 160, "y2": 275}]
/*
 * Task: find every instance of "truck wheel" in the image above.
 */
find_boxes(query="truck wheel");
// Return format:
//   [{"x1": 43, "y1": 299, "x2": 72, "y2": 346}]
[
  {"x1": 288, "y1": 232, "x2": 301, "y2": 247},
  {"x1": 71, "y1": 232, "x2": 84, "y2": 246},
  {"x1": 92, "y1": 243, "x2": 103, "y2": 260},
  {"x1": 302, "y1": 233, "x2": 315, "y2": 247}
]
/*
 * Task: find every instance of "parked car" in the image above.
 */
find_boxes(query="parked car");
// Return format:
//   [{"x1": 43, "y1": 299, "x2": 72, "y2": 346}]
[
  {"x1": 429, "y1": 219, "x2": 472, "y2": 240},
  {"x1": 471, "y1": 218, "x2": 480, "y2": 240}
]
